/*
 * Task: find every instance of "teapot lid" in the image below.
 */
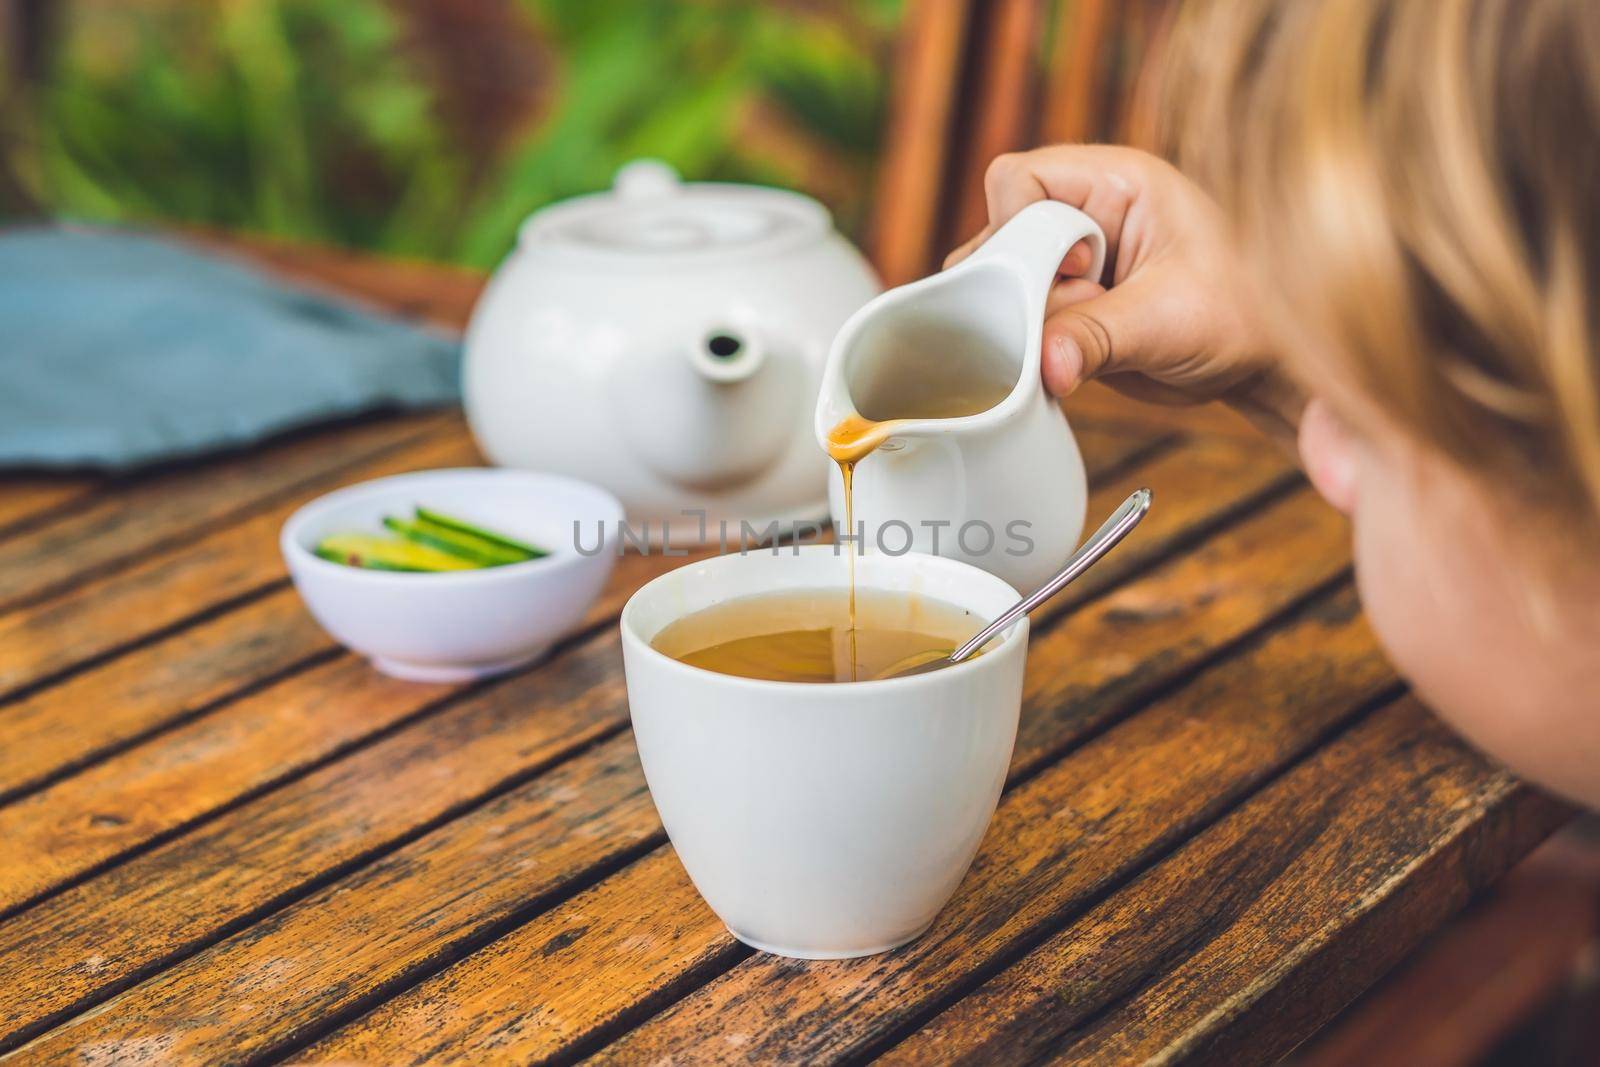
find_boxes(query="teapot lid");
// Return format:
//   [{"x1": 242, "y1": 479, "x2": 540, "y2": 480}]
[{"x1": 519, "y1": 160, "x2": 832, "y2": 263}]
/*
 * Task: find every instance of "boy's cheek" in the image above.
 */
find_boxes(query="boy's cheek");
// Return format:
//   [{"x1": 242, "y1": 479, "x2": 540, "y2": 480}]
[
  {"x1": 1297, "y1": 398, "x2": 1360, "y2": 515},
  {"x1": 1346, "y1": 476, "x2": 1467, "y2": 723}
]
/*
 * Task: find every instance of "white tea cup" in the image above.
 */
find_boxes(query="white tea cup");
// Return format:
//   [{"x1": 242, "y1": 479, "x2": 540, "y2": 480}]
[{"x1": 620, "y1": 545, "x2": 1027, "y2": 959}]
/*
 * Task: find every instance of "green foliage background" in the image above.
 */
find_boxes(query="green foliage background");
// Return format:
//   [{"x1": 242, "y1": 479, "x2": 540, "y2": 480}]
[{"x1": 3, "y1": 0, "x2": 901, "y2": 268}]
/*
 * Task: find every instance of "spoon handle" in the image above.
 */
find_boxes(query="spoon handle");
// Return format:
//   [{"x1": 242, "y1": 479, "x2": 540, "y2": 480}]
[{"x1": 948, "y1": 487, "x2": 1152, "y2": 663}]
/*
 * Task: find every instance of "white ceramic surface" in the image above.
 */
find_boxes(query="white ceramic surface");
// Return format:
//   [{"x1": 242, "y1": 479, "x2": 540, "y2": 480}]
[
  {"x1": 620, "y1": 546, "x2": 1027, "y2": 959},
  {"x1": 464, "y1": 160, "x2": 881, "y2": 545},
  {"x1": 282, "y1": 468, "x2": 623, "y2": 682},
  {"x1": 814, "y1": 200, "x2": 1106, "y2": 592}
]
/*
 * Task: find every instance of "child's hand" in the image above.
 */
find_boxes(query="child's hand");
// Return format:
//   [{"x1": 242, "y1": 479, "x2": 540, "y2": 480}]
[{"x1": 947, "y1": 146, "x2": 1283, "y2": 415}]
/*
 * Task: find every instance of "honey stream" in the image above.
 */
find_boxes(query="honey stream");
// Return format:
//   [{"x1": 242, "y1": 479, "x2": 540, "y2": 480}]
[
  {"x1": 825, "y1": 415, "x2": 906, "y2": 681},
  {"x1": 823, "y1": 371, "x2": 1013, "y2": 678}
]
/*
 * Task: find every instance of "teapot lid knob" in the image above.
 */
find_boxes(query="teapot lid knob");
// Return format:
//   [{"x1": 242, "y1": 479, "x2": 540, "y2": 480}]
[{"x1": 614, "y1": 159, "x2": 681, "y2": 202}]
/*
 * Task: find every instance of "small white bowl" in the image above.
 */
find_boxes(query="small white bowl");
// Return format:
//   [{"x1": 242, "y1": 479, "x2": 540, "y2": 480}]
[{"x1": 282, "y1": 468, "x2": 624, "y2": 682}]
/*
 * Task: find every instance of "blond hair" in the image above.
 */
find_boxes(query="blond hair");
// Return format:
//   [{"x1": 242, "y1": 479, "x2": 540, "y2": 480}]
[{"x1": 1166, "y1": 0, "x2": 1600, "y2": 529}]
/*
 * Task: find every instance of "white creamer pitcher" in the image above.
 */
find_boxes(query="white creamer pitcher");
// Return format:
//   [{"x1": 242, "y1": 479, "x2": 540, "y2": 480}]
[{"x1": 813, "y1": 201, "x2": 1107, "y2": 593}]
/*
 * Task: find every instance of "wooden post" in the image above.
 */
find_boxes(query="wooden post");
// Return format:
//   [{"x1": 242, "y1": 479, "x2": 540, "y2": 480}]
[
  {"x1": 869, "y1": 0, "x2": 975, "y2": 286},
  {"x1": 947, "y1": 0, "x2": 1045, "y2": 245},
  {"x1": 1041, "y1": 0, "x2": 1120, "y2": 145}
]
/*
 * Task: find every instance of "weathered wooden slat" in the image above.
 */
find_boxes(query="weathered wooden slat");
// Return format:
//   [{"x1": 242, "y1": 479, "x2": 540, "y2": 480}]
[
  {"x1": 0, "y1": 449, "x2": 1306, "y2": 1055},
  {"x1": 1063, "y1": 382, "x2": 1268, "y2": 442},
  {"x1": 1293, "y1": 831, "x2": 1600, "y2": 1067},
  {"x1": 0, "y1": 412, "x2": 454, "y2": 615},
  {"x1": 0, "y1": 435, "x2": 1270, "y2": 918},
  {"x1": 0, "y1": 476, "x2": 103, "y2": 538},
  {"x1": 0, "y1": 591, "x2": 329, "y2": 801},
  {"x1": 4, "y1": 731, "x2": 663, "y2": 1065},
  {"x1": 1054, "y1": 420, "x2": 1172, "y2": 480},
  {"x1": 946, "y1": 433, "x2": 1293, "y2": 619},
  {"x1": 0, "y1": 657, "x2": 450, "y2": 917},
  {"x1": 579, "y1": 586, "x2": 1392, "y2": 1066},
  {"x1": 307, "y1": 848, "x2": 729, "y2": 1065},
  {"x1": 308, "y1": 581, "x2": 1388, "y2": 1066},
  {"x1": 881, "y1": 700, "x2": 1566, "y2": 1067},
  {"x1": 0, "y1": 630, "x2": 631, "y2": 1052},
  {"x1": 0, "y1": 433, "x2": 479, "y2": 698}
]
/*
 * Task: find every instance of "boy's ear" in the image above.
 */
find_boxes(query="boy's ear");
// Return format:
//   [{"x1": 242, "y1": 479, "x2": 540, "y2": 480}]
[{"x1": 1298, "y1": 397, "x2": 1360, "y2": 515}]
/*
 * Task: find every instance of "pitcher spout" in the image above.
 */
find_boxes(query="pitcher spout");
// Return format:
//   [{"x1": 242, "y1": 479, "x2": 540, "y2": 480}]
[{"x1": 814, "y1": 260, "x2": 1034, "y2": 453}]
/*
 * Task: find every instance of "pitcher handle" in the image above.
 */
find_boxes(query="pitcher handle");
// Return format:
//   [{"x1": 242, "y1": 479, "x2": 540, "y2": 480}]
[{"x1": 965, "y1": 201, "x2": 1107, "y2": 314}]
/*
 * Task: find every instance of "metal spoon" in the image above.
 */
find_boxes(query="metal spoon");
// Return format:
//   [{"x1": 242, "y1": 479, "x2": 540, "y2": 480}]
[{"x1": 877, "y1": 487, "x2": 1152, "y2": 679}]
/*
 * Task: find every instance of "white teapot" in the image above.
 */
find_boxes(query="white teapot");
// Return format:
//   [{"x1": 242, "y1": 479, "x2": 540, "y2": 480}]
[{"x1": 463, "y1": 160, "x2": 880, "y2": 545}]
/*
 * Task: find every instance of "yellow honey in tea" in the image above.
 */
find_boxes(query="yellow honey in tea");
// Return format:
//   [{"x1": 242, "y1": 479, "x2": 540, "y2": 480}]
[{"x1": 650, "y1": 587, "x2": 981, "y2": 683}]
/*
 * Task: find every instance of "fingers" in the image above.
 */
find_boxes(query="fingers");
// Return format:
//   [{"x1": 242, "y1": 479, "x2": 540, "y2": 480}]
[
  {"x1": 1040, "y1": 281, "x2": 1153, "y2": 397},
  {"x1": 982, "y1": 145, "x2": 1157, "y2": 255},
  {"x1": 1045, "y1": 276, "x2": 1106, "y2": 316},
  {"x1": 946, "y1": 146, "x2": 1162, "y2": 273},
  {"x1": 983, "y1": 153, "x2": 1051, "y2": 233},
  {"x1": 1059, "y1": 239, "x2": 1096, "y2": 279}
]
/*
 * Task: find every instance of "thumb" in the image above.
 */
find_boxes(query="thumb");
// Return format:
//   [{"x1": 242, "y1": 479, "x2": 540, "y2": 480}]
[{"x1": 1040, "y1": 282, "x2": 1153, "y2": 396}]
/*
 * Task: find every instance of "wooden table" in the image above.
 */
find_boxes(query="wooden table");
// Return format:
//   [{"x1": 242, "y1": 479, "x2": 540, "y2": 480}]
[{"x1": 0, "y1": 237, "x2": 1571, "y2": 1065}]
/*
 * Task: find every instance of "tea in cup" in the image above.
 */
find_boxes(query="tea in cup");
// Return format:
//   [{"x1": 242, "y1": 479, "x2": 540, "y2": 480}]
[
  {"x1": 619, "y1": 546, "x2": 1027, "y2": 959},
  {"x1": 648, "y1": 584, "x2": 984, "y2": 683}
]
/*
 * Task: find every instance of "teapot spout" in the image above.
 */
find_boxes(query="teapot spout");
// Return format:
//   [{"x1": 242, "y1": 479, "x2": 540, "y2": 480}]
[{"x1": 687, "y1": 322, "x2": 765, "y2": 384}]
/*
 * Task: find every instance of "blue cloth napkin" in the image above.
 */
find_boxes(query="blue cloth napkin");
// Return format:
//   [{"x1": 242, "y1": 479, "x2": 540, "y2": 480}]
[{"x1": 0, "y1": 227, "x2": 462, "y2": 470}]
